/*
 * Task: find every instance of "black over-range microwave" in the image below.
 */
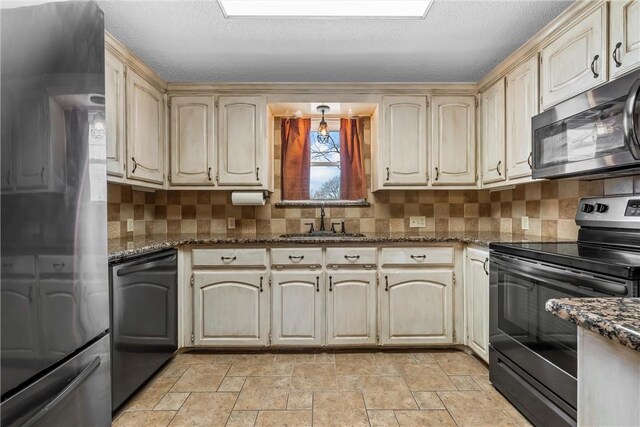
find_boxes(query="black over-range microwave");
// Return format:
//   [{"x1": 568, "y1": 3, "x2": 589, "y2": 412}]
[{"x1": 532, "y1": 68, "x2": 640, "y2": 180}]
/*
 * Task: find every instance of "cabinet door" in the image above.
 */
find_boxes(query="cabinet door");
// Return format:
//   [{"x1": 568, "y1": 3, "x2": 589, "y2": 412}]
[
  {"x1": 217, "y1": 96, "x2": 265, "y2": 186},
  {"x1": 170, "y1": 96, "x2": 215, "y2": 186},
  {"x1": 326, "y1": 271, "x2": 376, "y2": 345},
  {"x1": 105, "y1": 50, "x2": 126, "y2": 178},
  {"x1": 271, "y1": 271, "x2": 323, "y2": 346},
  {"x1": 481, "y1": 79, "x2": 506, "y2": 185},
  {"x1": 193, "y1": 271, "x2": 268, "y2": 346},
  {"x1": 15, "y1": 88, "x2": 49, "y2": 190},
  {"x1": 431, "y1": 96, "x2": 476, "y2": 186},
  {"x1": 39, "y1": 280, "x2": 83, "y2": 361},
  {"x1": 540, "y1": 5, "x2": 607, "y2": 110},
  {"x1": 126, "y1": 70, "x2": 165, "y2": 185},
  {"x1": 1, "y1": 280, "x2": 40, "y2": 362},
  {"x1": 381, "y1": 96, "x2": 428, "y2": 186},
  {"x1": 465, "y1": 247, "x2": 489, "y2": 362},
  {"x1": 380, "y1": 270, "x2": 453, "y2": 345},
  {"x1": 506, "y1": 56, "x2": 538, "y2": 180},
  {"x1": 610, "y1": 0, "x2": 640, "y2": 79}
]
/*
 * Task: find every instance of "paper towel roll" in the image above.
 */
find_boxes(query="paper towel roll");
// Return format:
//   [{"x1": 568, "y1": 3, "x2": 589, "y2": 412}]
[{"x1": 231, "y1": 191, "x2": 266, "y2": 206}]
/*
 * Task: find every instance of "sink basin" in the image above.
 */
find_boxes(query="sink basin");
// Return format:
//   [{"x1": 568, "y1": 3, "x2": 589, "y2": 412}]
[{"x1": 280, "y1": 232, "x2": 366, "y2": 238}]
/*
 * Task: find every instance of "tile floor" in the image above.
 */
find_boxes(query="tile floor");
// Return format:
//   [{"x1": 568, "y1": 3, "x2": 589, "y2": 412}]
[{"x1": 113, "y1": 350, "x2": 532, "y2": 427}]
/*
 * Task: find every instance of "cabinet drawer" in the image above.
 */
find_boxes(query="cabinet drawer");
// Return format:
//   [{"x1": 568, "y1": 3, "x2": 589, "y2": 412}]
[
  {"x1": 326, "y1": 248, "x2": 377, "y2": 267},
  {"x1": 192, "y1": 248, "x2": 267, "y2": 268},
  {"x1": 2, "y1": 255, "x2": 36, "y2": 276},
  {"x1": 381, "y1": 247, "x2": 454, "y2": 266},
  {"x1": 38, "y1": 255, "x2": 74, "y2": 275},
  {"x1": 271, "y1": 248, "x2": 322, "y2": 267}
]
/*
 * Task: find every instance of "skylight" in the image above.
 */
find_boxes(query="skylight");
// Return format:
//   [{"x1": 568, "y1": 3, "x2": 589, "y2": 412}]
[{"x1": 217, "y1": 0, "x2": 434, "y2": 19}]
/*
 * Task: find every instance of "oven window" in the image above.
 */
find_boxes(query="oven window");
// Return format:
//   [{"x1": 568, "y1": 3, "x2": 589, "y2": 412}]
[
  {"x1": 498, "y1": 269, "x2": 579, "y2": 377},
  {"x1": 534, "y1": 96, "x2": 627, "y2": 169}
]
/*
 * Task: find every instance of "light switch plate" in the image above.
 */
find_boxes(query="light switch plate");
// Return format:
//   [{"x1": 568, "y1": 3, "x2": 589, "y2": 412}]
[
  {"x1": 522, "y1": 216, "x2": 529, "y2": 230},
  {"x1": 409, "y1": 216, "x2": 426, "y2": 228},
  {"x1": 227, "y1": 217, "x2": 236, "y2": 229},
  {"x1": 126, "y1": 218, "x2": 134, "y2": 232}
]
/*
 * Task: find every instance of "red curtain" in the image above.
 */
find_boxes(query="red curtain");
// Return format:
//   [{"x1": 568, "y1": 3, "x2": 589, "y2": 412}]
[
  {"x1": 340, "y1": 118, "x2": 367, "y2": 200},
  {"x1": 281, "y1": 118, "x2": 311, "y2": 200}
]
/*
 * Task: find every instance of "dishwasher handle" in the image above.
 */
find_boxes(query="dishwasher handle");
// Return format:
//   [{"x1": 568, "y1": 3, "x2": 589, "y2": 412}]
[{"x1": 116, "y1": 252, "x2": 177, "y2": 277}]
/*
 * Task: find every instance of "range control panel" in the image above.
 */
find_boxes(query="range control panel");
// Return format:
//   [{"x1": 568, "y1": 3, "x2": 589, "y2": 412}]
[
  {"x1": 625, "y1": 200, "x2": 640, "y2": 217},
  {"x1": 576, "y1": 196, "x2": 640, "y2": 230}
]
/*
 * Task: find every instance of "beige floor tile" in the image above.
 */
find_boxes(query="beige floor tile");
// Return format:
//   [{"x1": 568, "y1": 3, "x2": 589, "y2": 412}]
[
  {"x1": 335, "y1": 353, "x2": 375, "y2": 364},
  {"x1": 374, "y1": 353, "x2": 416, "y2": 364},
  {"x1": 159, "y1": 363, "x2": 189, "y2": 380},
  {"x1": 449, "y1": 375, "x2": 482, "y2": 391},
  {"x1": 275, "y1": 353, "x2": 315, "y2": 363},
  {"x1": 234, "y1": 377, "x2": 290, "y2": 410},
  {"x1": 226, "y1": 410, "x2": 258, "y2": 427},
  {"x1": 290, "y1": 363, "x2": 338, "y2": 391},
  {"x1": 336, "y1": 375, "x2": 362, "y2": 391},
  {"x1": 314, "y1": 353, "x2": 335, "y2": 362},
  {"x1": 360, "y1": 376, "x2": 417, "y2": 410},
  {"x1": 398, "y1": 364, "x2": 457, "y2": 391},
  {"x1": 229, "y1": 354, "x2": 276, "y2": 363},
  {"x1": 472, "y1": 375, "x2": 514, "y2": 409},
  {"x1": 313, "y1": 391, "x2": 369, "y2": 426},
  {"x1": 448, "y1": 407, "x2": 516, "y2": 427},
  {"x1": 218, "y1": 376, "x2": 246, "y2": 392},
  {"x1": 436, "y1": 390, "x2": 499, "y2": 412},
  {"x1": 412, "y1": 392, "x2": 445, "y2": 410},
  {"x1": 227, "y1": 362, "x2": 292, "y2": 377},
  {"x1": 504, "y1": 408, "x2": 534, "y2": 426},
  {"x1": 113, "y1": 410, "x2": 176, "y2": 427},
  {"x1": 378, "y1": 364, "x2": 401, "y2": 376},
  {"x1": 172, "y1": 353, "x2": 236, "y2": 365},
  {"x1": 411, "y1": 353, "x2": 439, "y2": 364},
  {"x1": 335, "y1": 353, "x2": 380, "y2": 375},
  {"x1": 434, "y1": 352, "x2": 488, "y2": 376},
  {"x1": 254, "y1": 410, "x2": 312, "y2": 426},
  {"x1": 168, "y1": 393, "x2": 237, "y2": 426},
  {"x1": 368, "y1": 410, "x2": 399, "y2": 426},
  {"x1": 154, "y1": 392, "x2": 190, "y2": 411},
  {"x1": 171, "y1": 364, "x2": 230, "y2": 392},
  {"x1": 126, "y1": 382, "x2": 172, "y2": 411},
  {"x1": 394, "y1": 410, "x2": 457, "y2": 426},
  {"x1": 287, "y1": 391, "x2": 313, "y2": 409}
]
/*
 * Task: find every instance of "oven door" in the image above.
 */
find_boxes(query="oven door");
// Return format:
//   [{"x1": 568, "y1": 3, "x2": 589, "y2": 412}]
[{"x1": 489, "y1": 252, "x2": 620, "y2": 410}]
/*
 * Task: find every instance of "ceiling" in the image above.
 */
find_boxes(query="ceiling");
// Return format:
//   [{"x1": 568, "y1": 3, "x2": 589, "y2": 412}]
[{"x1": 97, "y1": 0, "x2": 573, "y2": 83}]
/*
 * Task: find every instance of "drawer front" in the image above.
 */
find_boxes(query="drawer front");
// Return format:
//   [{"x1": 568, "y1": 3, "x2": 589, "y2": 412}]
[
  {"x1": 38, "y1": 255, "x2": 75, "y2": 275},
  {"x1": 2, "y1": 256, "x2": 36, "y2": 276},
  {"x1": 326, "y1": 248, "x2": 377, "y2": 267},
  {"x1": 192, "y1": 249, "x2": 267, "y2": 268},
  {"x1": 381, "y1": 247, "x2": 454, "y2": 266},
  {"x1": 271, "y1": 248, "x2": 322, "y2": 267}
]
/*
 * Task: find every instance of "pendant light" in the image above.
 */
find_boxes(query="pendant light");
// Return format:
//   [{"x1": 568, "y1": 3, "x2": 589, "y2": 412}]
[{"x1": 316, "y1": 105, "x2": 331, "y2": 143}]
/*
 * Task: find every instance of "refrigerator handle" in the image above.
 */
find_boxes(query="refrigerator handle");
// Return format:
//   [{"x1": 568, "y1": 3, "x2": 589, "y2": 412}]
[{"x1": 23, "y1": 356, "x2": 101, "y2": 427}]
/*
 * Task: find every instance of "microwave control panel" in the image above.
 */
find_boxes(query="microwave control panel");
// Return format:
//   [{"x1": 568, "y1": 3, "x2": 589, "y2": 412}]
[{"x1": 625, "y1": 200, "x2": 640, "y2": 217}]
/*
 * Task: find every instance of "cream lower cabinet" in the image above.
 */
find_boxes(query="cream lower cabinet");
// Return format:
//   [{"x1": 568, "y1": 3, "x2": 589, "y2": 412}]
[
  {"x1": 465, "y1": 247, "x2": 489, "y2": 362},
  {"x1": 326, "y1": 271, "x2": 377, "y2": 345},
  {"x1": 380, "y1": 270, "x2": 453, "y2": 345},
  {"x1": 610, "y1": 0, "x2": 640, "y2": 79},
  {"x1": 193, "y1": 271, "x2": 269, "y2": 346},
  {"x1": 271, "y1": 271, "x2": 324, "y2": 346}
]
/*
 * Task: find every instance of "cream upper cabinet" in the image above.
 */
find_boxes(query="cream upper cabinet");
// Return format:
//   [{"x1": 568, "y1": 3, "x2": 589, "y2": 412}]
[
  {"x1": 105, "y1": 50, "x2": 126, "y2": 178},
  {"x1": 326, "y1": 271, "x2": 377, "y2": 346},
  {"x1": 465, "y1": 247, "x2": 489, "y2": 363},
  {"x1": 380, "y1": 270, "x2": 453, "y2": 345},
  {"x1": 380, "y1": 96, "x2": 428, "y2": 186},
  {"x1": 481, "y1": 79, "x2": 506, "y2": 185},
  {"x1": 540, "y1": 5, "x2": 607, "y2": 110},
  {"x1": 506, "y1": 56, "x2": 538, "y2": 180},
  {"x1": 169, "y1": 96, "x2": 215, "y2": 186},
  {"x1": 431, "y1": 96, "x2": 476, "y2": 186},
  {"x1": 192, "y1": 271, "x2": 268, "y2": 346},
  {"x1": 610, "y1": 0, "x2": 640, "y2": 79},
  {"x1": 271, "y1": 271, "x2": 323, "y2": 346},
  {"x1": 126, "y1": 69, "x2": 165, "y2": 185},
  {"x1": 217, "y1": 96, "x2": 266, "y2": 187}
]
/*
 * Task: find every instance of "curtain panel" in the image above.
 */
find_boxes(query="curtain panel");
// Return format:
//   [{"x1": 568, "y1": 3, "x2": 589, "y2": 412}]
[
  {"x1": 281, "y1": 118, "x2": 311, "y2": 200},
  {"x1": 340, "y1": 117, "x2": 367, "y2": 200}
]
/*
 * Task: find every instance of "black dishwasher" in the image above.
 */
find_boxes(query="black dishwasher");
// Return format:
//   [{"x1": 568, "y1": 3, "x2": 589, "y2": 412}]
[{"x1": 109, "y1": 249, "x2": 178, "y2": 412}]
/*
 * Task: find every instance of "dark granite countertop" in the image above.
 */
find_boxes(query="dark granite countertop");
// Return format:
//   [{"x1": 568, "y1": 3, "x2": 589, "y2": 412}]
[
  {"x1": 108, "y1": 231, "x2": 557, "y2": 261},
  {"x1": 546, "y1": 298, "x2": 640, "y2": 352}
]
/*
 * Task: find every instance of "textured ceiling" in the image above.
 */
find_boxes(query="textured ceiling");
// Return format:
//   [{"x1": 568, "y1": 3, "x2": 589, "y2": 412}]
[{"x1": 97, "y1": 0, "x2": 572, "y2": 83}]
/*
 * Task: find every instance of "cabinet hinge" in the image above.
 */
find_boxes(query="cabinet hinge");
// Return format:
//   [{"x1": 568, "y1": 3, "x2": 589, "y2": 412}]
[
  {"x1": 376, "y1": 333, "x2": 380, "y2": 343},
  {"x1": 269, "y1": 277, "x2": 272, "y2": 287},
  {"x1": 190, "y1": 332, "x2": 194, "y2": 343},
  {"x1": 475, "y1": 98, "x2": 479, "y2": 107},
  {"x1": 215, "y1": 172, "x2": 219, "y2": 183},
  {"x1": 215, "y1": 101, "x2": 219, "y2": 108},
  {"x1": 268, "y1": 332, "x2": 272, "y2": 345},
  {"x1": 453, "y1": 272, "x2": 456, "y2": 285},
  {"x1": 376, "y1": 275, "x2": 379, "y2": 286},
  {"x1": 539, "y1": 56, "x2": 543, "y2": 64},
  {"x1": 167, "y1": 98, "x2": 171, "y2": 107},
  {"x1": 168, "y1": 173, "x2": 172, "y2": 182},
  {"x1": 453, "y1": 330, "x2": 457, "y2": 341},
  {"x1": 426, "y1": 100, "x2": 429, "y2": 108},
  {"x1": 190, "y1": 274, "x2": 194, "y2": 286}
]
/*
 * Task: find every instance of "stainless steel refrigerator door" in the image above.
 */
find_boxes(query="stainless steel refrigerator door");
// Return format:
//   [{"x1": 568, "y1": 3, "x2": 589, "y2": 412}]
[{"x1": 0, "y1": 334, "x2": 111, "y2": 427}]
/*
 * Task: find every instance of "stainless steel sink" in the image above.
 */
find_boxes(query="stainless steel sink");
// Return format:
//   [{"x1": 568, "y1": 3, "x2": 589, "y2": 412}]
[{"x1": 280, "y1": 232, "x2": 366, "y2": 238}]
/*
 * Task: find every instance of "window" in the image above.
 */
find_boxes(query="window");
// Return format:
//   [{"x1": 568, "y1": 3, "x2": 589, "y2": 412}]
[{"x1": 309, "y1": 118, "x2": 341, "y2": 200}]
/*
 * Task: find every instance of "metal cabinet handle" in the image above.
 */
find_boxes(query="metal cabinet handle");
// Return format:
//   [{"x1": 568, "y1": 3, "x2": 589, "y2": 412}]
[
  {"x1": 288, "y1": 255, "x2": 304, "y2": 261},
  {"x1": 496, "y1": 160, "x2": 502, "y2": 176},
  {"x1": 410, "y1": 254, "x2": 426, "y2": 260},
  {"x1": 590, "y1": 55, "x2": 600, "y2": 78},
  {"x1": 259, "y1": 276, "x2": 264, "y2": 292},
  {"x1": 483, "y1": 258, "x2": 489, "y2": 276},
  {"x1": 52, "y1": 262, "x2": 65, "y2": 271},
  {"x1": 329, "y1": 276, "x2": 333, "y2": 292},
  {"x1": 613, "y1": 42, "x2": 622, "y2": 68},
  {"x1": 131, "y1": 157, "x2": 138, "y2": 173},
  {"x1": 386, "y1": 167, "x2": 390, "y2": 181},
  {"x1": 40, "y1": 167, "x2": 45, "y2": 182},
  {"x1": 527, "y1": 152, "x2": 533, "y2": 169},
  {"x1": 435, "y1": 167, "x2": 439, "y2": 181},
  {"x1": 256, "y1": 167, "x2": 260, "y2": 181},
  {"x1": 207, "y1": 167, "x2": 212, "y2": 181},
  {"x1": 220, "y1": 256, "x2": 237, "y2": 262},
  {"x1": 316, "y1": 276, "x2": 319, "y2": 292},
  {"x1": 384, "y1": 275, "x2": 389, "y2": 292},
  {"x1": 344, "y1": 255, "x2": 360, "y2": 261}
]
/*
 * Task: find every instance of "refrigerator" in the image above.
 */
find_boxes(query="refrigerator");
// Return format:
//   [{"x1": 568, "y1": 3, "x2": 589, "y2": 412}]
[{"x1": 0, "y1": 2, "x2": 111, "y2": 426}]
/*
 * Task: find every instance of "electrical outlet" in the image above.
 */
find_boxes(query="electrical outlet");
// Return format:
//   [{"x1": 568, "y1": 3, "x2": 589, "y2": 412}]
[
  {"x1": 227, "y1": 217, "x2": 236, "y2": 230},
  {"x1": 126, "y1": 219, "x2": 134, "y2": 232},
  {"x1": 522, "y1": 216, "x2": 530, "y2": 230},
  {"x1": 409, "y1": 216, "x2": 426, "y2": 228}
]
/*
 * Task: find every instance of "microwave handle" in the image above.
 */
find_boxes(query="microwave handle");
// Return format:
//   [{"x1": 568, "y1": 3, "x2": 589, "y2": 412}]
[{"x1": 623, "y1": 78, "x2": 640, "y2": 160}]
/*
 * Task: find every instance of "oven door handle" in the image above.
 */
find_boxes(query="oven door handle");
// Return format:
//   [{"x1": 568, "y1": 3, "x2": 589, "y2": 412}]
[
  {"x1": 491, "y1": 255, "x2": 628, "y2": 296},
  {"x1": 623, "y1": 78, "x2": 640, "y2": 160}
]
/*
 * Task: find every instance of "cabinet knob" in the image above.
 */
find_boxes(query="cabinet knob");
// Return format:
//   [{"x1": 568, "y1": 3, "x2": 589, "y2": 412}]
[
  {"x1": 590, "y1": 55, "x2": 600, "y2": 78},
  {"x1": 613, "y1": 42, "x2": 622, "y2": 67}
]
